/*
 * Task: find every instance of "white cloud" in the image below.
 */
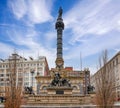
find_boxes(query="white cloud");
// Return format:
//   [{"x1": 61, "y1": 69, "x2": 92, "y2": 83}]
[
  {"x1": 0, "y1": 42, "x2": 13, "y2": 58},
  {"x1": 44, "y1": 31, "x2": 56, "y2": 41},
  {"x1": 65, "y1": 32, "x2": 120, "y2": 60},
  {"x1": 1, "y1": 0, "x2": 56, "y2": 68},
  {"x1": 62, "y1": 29, "x2": 120, "y2": 72},
  {"x1": 114, "y1": 48, "x2": 120, "y2": 52},
  {"x1": 64, "y1": 0, "x2": 120, "y2": 43},
  {"x1": 28, "y1": 0, "x2": 53, "y2": 24},
  {"x1": 3, "y1": 0, "x2": 120, "y2": 72},
  {"x1": 8, "y1": 0, "x2": 53, "y2": 24},
  {"x1": 59, "y1": 0, "x2": 120, "y2": 71},
  {"x1": 8, "y1": 0, "x2": 27, "y2": 19},
  {"x1": 5, "y1": 26, "x2": 56, "y2": 68}
]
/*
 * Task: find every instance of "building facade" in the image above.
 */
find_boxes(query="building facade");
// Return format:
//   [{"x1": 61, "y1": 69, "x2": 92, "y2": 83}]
[
  {"x1": 0, "y1": 53, "x2": 49, "y2": 96},
  {"x1": 91, "y1": 51, "x2": 120, "y2": 100}
]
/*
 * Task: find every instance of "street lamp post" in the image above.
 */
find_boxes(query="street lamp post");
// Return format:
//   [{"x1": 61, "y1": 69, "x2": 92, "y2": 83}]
[{"x1": 31, "y1": 70, "x2": 34, "y2": 90}]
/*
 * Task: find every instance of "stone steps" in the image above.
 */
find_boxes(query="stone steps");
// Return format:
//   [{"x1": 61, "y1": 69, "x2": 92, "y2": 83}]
[{"x1": 27, "y1": 95, "x2": 91, "y2": 105}]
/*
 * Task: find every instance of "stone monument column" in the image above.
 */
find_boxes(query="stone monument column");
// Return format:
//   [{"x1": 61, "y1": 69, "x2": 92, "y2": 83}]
[{"x1": 55, "y1": 7, "x2": 64, "y2": 70}]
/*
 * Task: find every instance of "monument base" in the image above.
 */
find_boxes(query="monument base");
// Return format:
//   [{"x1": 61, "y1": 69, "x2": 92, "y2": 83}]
[
  {"x1": 26, "y1": 94, "x2": 94, "y2": 106},
  {"x1": 25, "y1": 87, "x2": 96, "y2": 106},
  {"x1": 25, "y1": 87, "x2": 95, "y2": 106}
]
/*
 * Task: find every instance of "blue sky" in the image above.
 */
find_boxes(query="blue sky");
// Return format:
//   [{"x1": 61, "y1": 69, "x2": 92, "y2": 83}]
[{"x1": 0, "y1": 0, "x2": 120, "y2": 74}]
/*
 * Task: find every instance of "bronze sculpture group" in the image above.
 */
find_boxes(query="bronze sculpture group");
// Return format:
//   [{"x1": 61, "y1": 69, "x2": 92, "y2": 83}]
[{"x1": 49, "y1": 72, "x2": 71, "y2": 87}]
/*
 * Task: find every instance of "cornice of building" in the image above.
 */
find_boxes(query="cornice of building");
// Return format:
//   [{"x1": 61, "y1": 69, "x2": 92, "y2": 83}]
[{"x1": 92, "y1": 51, "x2": 120, "y2": 77}]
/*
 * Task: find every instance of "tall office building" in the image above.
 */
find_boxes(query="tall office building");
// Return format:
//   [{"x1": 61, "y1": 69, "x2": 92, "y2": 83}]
[
  {"x1": 0, "y1": 53, "x2": 49, "y2": 96},
  {"x1": 91, "y1": 51, "x2": 120, "y2": 100}
]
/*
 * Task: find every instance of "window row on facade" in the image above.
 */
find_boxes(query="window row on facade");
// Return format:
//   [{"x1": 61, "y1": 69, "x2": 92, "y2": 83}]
[{"x1": 0, "y1": 63, "x2": 44, "y2": 68}]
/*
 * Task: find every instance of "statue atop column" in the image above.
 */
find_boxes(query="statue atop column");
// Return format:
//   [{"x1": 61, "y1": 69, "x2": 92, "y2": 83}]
[
  {"x1": 48, "y1": 7, "x2": 71, "y2": 88},
  {"x1": 58, "y1": 7, "x2": 63, "y2": 18}
]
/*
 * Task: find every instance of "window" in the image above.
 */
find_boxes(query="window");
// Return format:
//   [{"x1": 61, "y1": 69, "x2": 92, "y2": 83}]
[
  {"x1": 0, "y1": 78, "x2": 4, "y2": 81},
  {"x1": 18, "y1": 72, "x2": 22, "y2": 77},
  {"x1": 6, "y1": 74, "x2": 9, "y2": 77},
  {"x1": 25, "y1": 77, "x2": 29, "y2": 81},
  {"x1": 31, "y1": 77, "x2": 35, "y2": 81},
  {"x1": 6, "y1": 83, "x2": 10, "y2": 86},
  {"x1": 6, "y1": 78, "x2": 9, "y2": 81},
  {"x1": 0, "y1": 83, "x2": 4, "y2": 86},
  {"x1": 33, "y1": 82, "x2": 35, "y2": 86},
  {"x1": 38, "y1": 67, "x2": 42, "y2": 71},
  {"x1": 113, "y1": 61, "x2": 115, "y2": 66},
  {"x1": 116, "y1": 58, "x2": 118, "y2": 65},
  {"x1": 24, "y1": 82, "x2": 29, "y2": 86},
  {"x1": 25, "y1": 72, "x2": 29, "y2": 76},
  {"x1": 18, "y1": 82, "x2": 22, "y2": 86},
  {"x1": 18, "y1": 78, "x2": 22, "y2": 81},
  {"x1": 40, "y1": 72, "x2": 43, "y2": 75},
  {"x1": 40, "y1": 63, "x2": 43, "y2": 66},
  {"x1": 0, "y1": 74, "x2": 4, "y2": 77}
]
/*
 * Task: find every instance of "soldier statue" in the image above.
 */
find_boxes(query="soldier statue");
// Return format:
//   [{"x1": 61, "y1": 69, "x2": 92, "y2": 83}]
[{"x1": 58, "y1": 7, "x2": 63, "y2": 18}]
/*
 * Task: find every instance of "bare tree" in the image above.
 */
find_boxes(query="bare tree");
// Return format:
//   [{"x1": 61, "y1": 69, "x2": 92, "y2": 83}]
[
  {"x1": 4, "y1": 53, "x2": 23, "y2": 108},
  {"x1": 95, "y1": 50, "x2": 115, "y2": 108}
]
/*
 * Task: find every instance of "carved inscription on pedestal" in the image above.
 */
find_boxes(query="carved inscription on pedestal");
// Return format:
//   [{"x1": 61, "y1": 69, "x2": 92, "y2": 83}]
[{"x1": 56, "y1": 90, "x2": 64, "y2": 94}]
